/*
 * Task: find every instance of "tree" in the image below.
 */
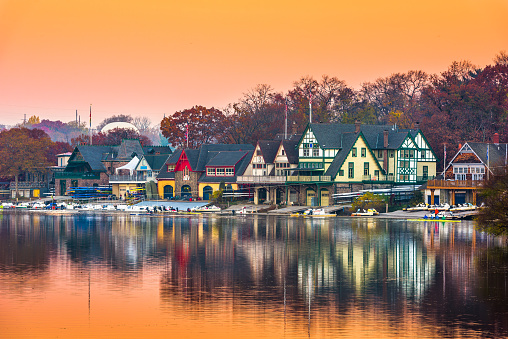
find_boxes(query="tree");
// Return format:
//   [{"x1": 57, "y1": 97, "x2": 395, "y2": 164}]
[
  {"x1": 0, "y1": 128, "x2": 52, "y2": 198},
  {"x1": 476, "y1": 166, "x2": 508, "y2": 236},
  {"x1": 160, "y1": 106, "x2": 228, "y2": 148},
  {"x1": 350, "y1": 192, "x2": 386, "y2": 213},
  {"x1": 493, "y1": 50, "x2": 508, "y2": 66},
  {"x1": 27, "y1": 115, "x2": 40, "y2": 125}
]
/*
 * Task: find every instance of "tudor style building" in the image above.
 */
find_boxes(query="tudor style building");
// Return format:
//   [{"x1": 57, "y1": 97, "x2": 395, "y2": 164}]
[
  {"x1": 284, "y1": 122, "x2": 437, "y2": 206},
  {"x1": 237, "y1": 136, "x2": 300, "y2": 204},
  {"x1": 157, "y1": 144, "x2": 254, "y2": 200},
  {"x1": 425, "y1": 134, "x2": 508, "y2": 205}
]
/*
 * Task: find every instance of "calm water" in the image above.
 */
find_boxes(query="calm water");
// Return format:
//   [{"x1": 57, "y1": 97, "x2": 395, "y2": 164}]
[{"x1": 0, "y1": 211, "x2": 507, "y2": 338}]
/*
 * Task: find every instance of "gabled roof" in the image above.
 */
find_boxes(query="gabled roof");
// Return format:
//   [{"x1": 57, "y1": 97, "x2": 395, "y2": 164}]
[
  {"x1": 323, "y1": 133, "x2": 359, "y2": 178},
  {"x1": 165, "y1": 149, "x2": 182, "y2": 165},
  {"x1": 257, "y1": 141, "x2": 280, "y2": 164},
  {"x1": 183, "y1": 149, "x2": 201, "y2": 171},
  {"x1": 198, "y1": 150, "x2": 254, "y2": 183},
  {"x1": 281, "y1": 140, "x2": 299, "y2": 164},
  {"x1": 71, "y1": 145, "x2": 113, "y2": 172},
  {"x1": 194, "y1": 144, "x2": 254, "y2": 171},
  {"x1": 306, "y1": 123, "x2": 419, "y2": 150},
  {"x1": 116, "y1": 139, "x2": 144, "y2": 160},
  {"x1": 274, "y1": 133, "x2": 302, "y2": 141},
  {"x1": 143, "y1": 154, "x2": 171, "y2": 171},
  {"x1": 446, "y1": 142, "x2": 508, "y2": 174}
]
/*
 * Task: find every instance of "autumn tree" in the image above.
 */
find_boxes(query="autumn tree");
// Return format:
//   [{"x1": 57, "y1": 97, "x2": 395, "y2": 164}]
[
  {"x1": 160, "y1": 106, "x2": 227, "y2": 148},
  {"x1": 0, "y1": 128, "x2": 52, "y2": 198}
]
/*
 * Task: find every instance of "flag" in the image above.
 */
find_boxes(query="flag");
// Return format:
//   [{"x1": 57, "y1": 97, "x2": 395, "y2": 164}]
[{"x1": 486, "y1": 145, "x2": 489, "y2": 162}]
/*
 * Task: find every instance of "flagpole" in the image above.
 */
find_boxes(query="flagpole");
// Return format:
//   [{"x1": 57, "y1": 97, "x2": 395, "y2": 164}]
[
  {"x1": 443, "y1": 144, "x2": 446, "y2": 177},
  {"x1": 309, "y1": 91, "x2": 312, "y2": 124},
  {"x1": 186, "y1": 122, "x2": 189, "y2": 148},
  {"x1": 284, "y1": 97, "x2": 288, "y2": 140},
  {"x1": 89, "y1": 104, "x2": 92, "y2": 146}
]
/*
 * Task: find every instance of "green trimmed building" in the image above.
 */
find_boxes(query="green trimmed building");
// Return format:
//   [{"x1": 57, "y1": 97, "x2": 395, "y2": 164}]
[{"x1": 286, "y1": 122, "x2": 437, "y2": 206}]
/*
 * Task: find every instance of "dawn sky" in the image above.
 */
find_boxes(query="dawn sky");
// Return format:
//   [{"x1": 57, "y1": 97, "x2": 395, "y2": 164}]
[{"x1": 0, "y1": 0, "x2": 506, "y2": 127}]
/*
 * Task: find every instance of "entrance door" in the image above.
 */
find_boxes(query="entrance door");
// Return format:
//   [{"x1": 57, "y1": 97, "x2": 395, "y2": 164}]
[
  {"x1": 163, "y1": 185, "x2": 173, "y2": 199},
  {"x1": 455, "y1": 192, "x2": 466, "y2": 205},
  {"x1": 60, "y1": 180, "x2": 66, "y2": 196},
  {"x1": 203, "y1": 186, "x2": 213, "y2": 200},
  {"x1": 306, "y1": 189, "x2": 316, "y2": 206},
  {"x1": 181, "y1": 185, "x2": 192, "y2": 199},
  {"x1": 320, "y1": 189, "x2": 329, "y2": 206}
]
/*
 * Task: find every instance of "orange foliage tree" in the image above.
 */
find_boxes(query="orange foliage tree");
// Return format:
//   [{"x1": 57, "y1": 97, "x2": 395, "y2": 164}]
[{"x1": 160, "y1": 106, "x2": 227, "y2": 149}]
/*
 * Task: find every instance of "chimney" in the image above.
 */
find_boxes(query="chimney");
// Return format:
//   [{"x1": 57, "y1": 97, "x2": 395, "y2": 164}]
[
  {"x1": 383, "y1": 130, "x2": 389, "y2": 148},
  {"x1": 355, "y1": 120, "x2": 361, "y2": 133},
  {"x1": 493, "y1": 133, "x2": 500, "y2": 145},
  {"x1": 458, "y1": 143, "x2": 462, "y2": 149}
]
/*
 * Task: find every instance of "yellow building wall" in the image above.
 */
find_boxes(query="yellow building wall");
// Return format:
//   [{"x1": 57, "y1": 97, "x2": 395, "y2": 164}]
[
  {"x1": 198, "y1": 182, "x2": 239, "y2": 197},
  {"x1": 334, "y1": 136, "x2": 383, "y2": 183},
  {"x1": 417, "y1": 161, "x2": 437, "y2": 178},
  {"x1": 157, "y1": 180, "x2": 175, "y2": 199}
]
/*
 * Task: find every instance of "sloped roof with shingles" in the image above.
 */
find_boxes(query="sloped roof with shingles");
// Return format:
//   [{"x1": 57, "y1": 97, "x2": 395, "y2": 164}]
[
  {"x1": 72, "y1": 145, "x2": 113, "y2": 172},
  {"x1": 467, "y1": 142, "x2": 508, "y2": 169},
  {"x1": 195, "y1": 144, "x2": 254, "y2": 171},
  {"x1": 116, "y1": 139, "x2": 144, "y2": 160},
  {"x1": 144, "y1": 154, "x2": 171, "y2": 171},
  {"x1": 258, "y1": 141, "x2": 280, "y2": 164},
  {"x1": 206, "y1": 151, "x2": 249, "y2": 167},
  {"x1": 323, "y1": 133, "x2": 359, "y2": 178},
  {"x1": 198, "y1": 150, "x2": 254, "y2": 183},
  {"x1": 281, "y1": 140, "x2": 299, "y2": 164}
]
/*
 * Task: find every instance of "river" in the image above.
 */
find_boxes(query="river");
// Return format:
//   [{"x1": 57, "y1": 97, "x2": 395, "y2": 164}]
[{"x1": 0, "y1": 211, "x2": 506, "y2": 338}]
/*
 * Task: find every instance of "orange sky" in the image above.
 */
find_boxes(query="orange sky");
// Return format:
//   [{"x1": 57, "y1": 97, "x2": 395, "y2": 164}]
[{"x1": 0, "y1": 0, "x2": 507, "y2": 127}]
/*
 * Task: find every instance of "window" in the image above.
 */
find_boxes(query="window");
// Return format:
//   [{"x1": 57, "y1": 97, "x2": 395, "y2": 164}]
[
  {"x1": 216, "y1": 168, "x2": 225, "y2": 176},
  {"x1": 409, "y1": 150, "x2": 414, "y2": 158},
  {"x1": 374, "y1": 170, "x2": 379, "y2": 177},
  {"x1": 312, "y1": 148, "x2": 319, "y2": 157},
  {"x1": 378, "y1": 150, "x2": 383, "y2": 158},
  {"x1": 183, "y1": 167, "x2": 189, "y2": 177},
  {"x1": 389, "y1": 151, "x2": 394, "y2": 158},
  {"x1": 339, "y1": 169, "x2": 344, "y2": 176},
  {"x1": 225, "y1": 168, "x2": 234, "y2": 176},
  {"x1": 364, "y1": 162, "x2": 369, "y2": 175},
  {"x1": 207, "y1": 168, "x2": 215, "y2": 176},
  {"x1": 352, "y1": 148, "x2": 357, "y2": 157},
  {"x1": 167, "y1": 165, "x2": 175, "y2": 172},
  {"x1": 348, "y1": 162, "x2": 354, "y2": 178},
  {"x1": 423, "y1": 166, "x2": 428, "y2": 179},
  {"x1": 256, "y1": 150, "x2": 262, "y2": 156},
  {"x1": 361, "y1": 148, "x2": 366, "y2": 157},
  {"x1": 421, "y1": 150, "x2": 425, "y2": 159},
  {"x1": 282, "y1": 150, "x2": 285, "y2": 155},
  {"x1": 303, "y1": 149, "x2": 309, "y2": 157}
]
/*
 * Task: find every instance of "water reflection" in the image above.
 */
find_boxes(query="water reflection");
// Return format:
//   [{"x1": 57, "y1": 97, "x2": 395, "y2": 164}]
[{"x1": 0, "y1": 211, "x2": 506, "y2": 338}]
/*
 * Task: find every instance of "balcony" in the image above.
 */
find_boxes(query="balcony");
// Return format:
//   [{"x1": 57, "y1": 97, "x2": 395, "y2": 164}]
[
  {"x1": 286, "y1": 175, "x2": 331, "y2": 183},
  {"x1": 237, "y1": 175, "x2": 286, "y2": 184},
  {"x1": 426, "y1": 179, "x2": 483, "y2": 189},
  {"x1": 109, "y1": 174, "x2": 155, "y2": 183},
  {"x1": 55, "y1": 172, "x2": 100, "y2": 180}
]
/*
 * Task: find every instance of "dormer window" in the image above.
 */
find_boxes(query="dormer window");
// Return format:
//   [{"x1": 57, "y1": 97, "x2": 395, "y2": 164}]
[{"x1": 207, "y1": 168, "x2": 215, "y2": 176}]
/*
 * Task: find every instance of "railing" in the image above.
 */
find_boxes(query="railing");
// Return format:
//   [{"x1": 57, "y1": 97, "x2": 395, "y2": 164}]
[
  {"x1": 286, "y1": 175, "x2": 331, "y2": 182},
  {"x1": 426, "y1": 179, "x2": 483, "y2": 189},
  {"x1": 362, "y1": 175, "x2": 435, "y2": 183},
  {"x1": 236, "y1": 175, "x2": 286, "y2": 184},
  {"x1": 9, "y1": 181, "x2": 46, "y2": 189},
  {"x1": 55, "y1": 172, "x2": 100, "y2": 180},
  {"x1": 109, "y1": 174, "x2": 155, "y2": 182},
  {"x1": 362, "y1": 175, "x2": 395, "y2": 182}
]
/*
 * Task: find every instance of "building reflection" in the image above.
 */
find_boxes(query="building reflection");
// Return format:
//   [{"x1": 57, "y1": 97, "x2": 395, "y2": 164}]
[{"x1": 0, "y1": 211, "x2": 506, "y2": 336}]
